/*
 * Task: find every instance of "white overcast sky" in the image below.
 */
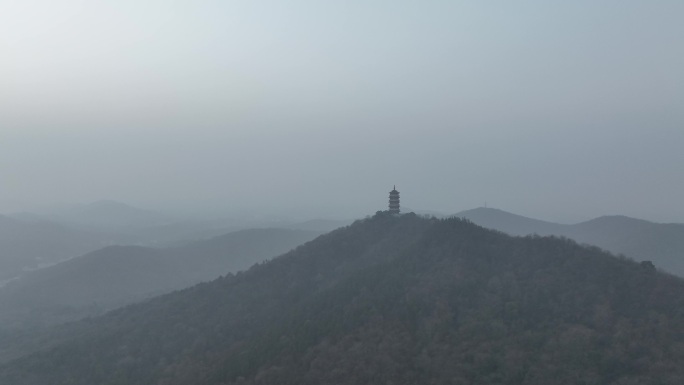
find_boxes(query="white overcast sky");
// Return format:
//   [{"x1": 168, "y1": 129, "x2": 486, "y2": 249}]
[{"x1": 1, "y1": 1, "x2": 683, "y2": 222}]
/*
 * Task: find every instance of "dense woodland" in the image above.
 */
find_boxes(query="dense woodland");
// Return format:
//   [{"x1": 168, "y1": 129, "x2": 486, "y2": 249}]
[{"x1": 2, "y1": 213, "x2": 684, "y2": 384}]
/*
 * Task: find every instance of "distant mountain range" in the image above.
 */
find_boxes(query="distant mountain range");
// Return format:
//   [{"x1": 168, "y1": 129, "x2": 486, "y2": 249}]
[
  {"x1": 0, "y1": 228, "x2": 321, "y2": 329},
  {"x1": 1, "y1": 202, "x2": 229, "y2": 283},
  {"x1": 0, "y1": 214, "x2": 114, "y2": 281},
  {"x1": 0, "y1": 201, "x2": 353, "y2": 286},
  {"x1": 9, "y1": 201, "x2": 355, "y2": 246},
  {"x1": 2, "y1": 213, "x2": 684, "y2": 384},
  {"x1": 454, "y1": 207, "x2": 684, "y2": 277}
]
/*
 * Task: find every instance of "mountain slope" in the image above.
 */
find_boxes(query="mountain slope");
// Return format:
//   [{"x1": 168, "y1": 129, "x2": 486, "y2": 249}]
[
  {"x1": 566, "y1": 216, "x2": 684, "y2": 272},
  {"x1": 0, "y1": 215, "x2": 113, "y2": 281},
  {"x1": 454, "y1": 207, "x2": 565, "y2": 236},
  {"x1": 0, "y1": 228, "x2": 320, "y2": 328},
  {"x1": 286, "y1": 218, "x2": 354, "y2": 233},
  {"x1": 2, "y1": 213, "x2": 684, "y2": 384},
  {"x1": 455, "y1": 207, "x2": 684, "y2": 277}
]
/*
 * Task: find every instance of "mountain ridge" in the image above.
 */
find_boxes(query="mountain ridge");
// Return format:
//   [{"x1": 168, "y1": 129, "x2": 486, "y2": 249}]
[
  {"x1": 2, "y1": 213, "x2": 684, "y2": 384},
  {"x1": 454, "y1": 207, "x2": 684, "y2": 276},
  {"x1": 0, "y1": 228, "x2": 322, "y2": 329},
  {"x1": 0, "y1": 214, "x2": 115, "y2": 281}
]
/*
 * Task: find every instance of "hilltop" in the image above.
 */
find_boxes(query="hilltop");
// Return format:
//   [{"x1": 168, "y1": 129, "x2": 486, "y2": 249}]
[{"x1": 2, "y1": 213, "x2": 684, "y2": 384}]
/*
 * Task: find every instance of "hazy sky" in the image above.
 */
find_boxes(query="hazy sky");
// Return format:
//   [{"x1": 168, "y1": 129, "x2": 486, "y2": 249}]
[{"x1": 1, "y1": 1, "x2": 683, "y2": 222}]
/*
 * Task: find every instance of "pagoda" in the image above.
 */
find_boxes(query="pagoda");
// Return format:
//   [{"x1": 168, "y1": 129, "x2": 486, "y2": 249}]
[{"x1": 388, "y1": 186, "x2": 400, "y2": 214}]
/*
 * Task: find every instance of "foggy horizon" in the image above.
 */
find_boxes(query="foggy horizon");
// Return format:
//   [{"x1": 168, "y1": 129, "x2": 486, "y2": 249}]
[
  {"x1": 2, "y1": 1, "x2": 683, "y2": 224},
  {"x1": 3, "y1": 195, "x2": 683, "y2": 226}
]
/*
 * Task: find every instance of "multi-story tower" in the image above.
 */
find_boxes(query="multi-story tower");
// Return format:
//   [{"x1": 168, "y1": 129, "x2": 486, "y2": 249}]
[{"x1": 389, "y1": 186, "x2": 400, "y2": 214}]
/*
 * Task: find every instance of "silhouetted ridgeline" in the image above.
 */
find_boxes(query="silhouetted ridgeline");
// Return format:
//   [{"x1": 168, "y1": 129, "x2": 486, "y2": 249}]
[{"x1": 2, "y1": 213, "x2": 684, "y2": 384}]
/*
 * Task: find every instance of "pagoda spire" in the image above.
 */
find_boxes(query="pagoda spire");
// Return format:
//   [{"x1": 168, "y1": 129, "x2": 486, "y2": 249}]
[{"x1": 388, "y1": 186, "x2": 400, "y2": 214}]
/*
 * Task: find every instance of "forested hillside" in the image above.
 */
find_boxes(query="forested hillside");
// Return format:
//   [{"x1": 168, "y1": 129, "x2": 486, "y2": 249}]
[{"x1": 2, "y1": 213, "x2": 684, "y2": 384}]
